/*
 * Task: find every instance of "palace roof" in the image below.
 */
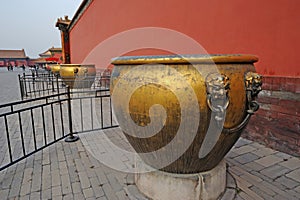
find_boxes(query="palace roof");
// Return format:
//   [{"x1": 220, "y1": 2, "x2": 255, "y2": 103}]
[{"x1": 0, "y1": 49, "x2": 28, "y2": 59}]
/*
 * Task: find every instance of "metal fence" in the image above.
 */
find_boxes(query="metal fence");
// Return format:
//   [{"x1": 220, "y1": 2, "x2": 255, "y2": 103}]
[
  {"x1": 18, "y1": 71, "x2": 111, "y2": 100},
  {"x1": 71, "y1": 89, "x2": 118, "y2": 133},
  {"x1": 18, "y1": 72, "x2": 64, "y2": 100},
  {"x1": 0, "y1": 86, "x2": 118, "y2": 171}
]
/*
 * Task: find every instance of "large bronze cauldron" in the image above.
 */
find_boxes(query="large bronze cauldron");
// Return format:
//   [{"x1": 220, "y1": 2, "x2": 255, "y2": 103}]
[
  {"x1": 60, "y1": 64, "x2": 96, "y2": 89},
  {"x1": 110, "y1": 55, "x2": 262, "y2": 174},
  {"x1": 49, "y1": 64, "x2": 61, "y2": 76}
]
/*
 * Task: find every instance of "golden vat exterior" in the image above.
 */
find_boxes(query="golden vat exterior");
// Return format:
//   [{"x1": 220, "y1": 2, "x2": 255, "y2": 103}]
[
  {"x1": 49, "y1": 64, "x2": 61, "y2": 75},
  {"x1": 59, "y1": 64, "x2": 96, "y2": 89},
  {"x1": 110, "y1": 54, "x2": 262, "y2": 173}
]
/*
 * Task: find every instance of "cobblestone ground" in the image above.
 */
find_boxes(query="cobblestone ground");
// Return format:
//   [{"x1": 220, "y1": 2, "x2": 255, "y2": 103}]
[
  {"x1": 0, "y1": 69, "x2": 300, "y2": 200},
  {"x1": 0, "y1": 68, "x2": 26, "y2": 104}
]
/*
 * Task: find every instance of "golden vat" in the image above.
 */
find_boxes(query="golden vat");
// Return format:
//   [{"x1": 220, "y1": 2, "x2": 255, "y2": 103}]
[
  {"x1": 49, "y1": 64, "x2": 61, "y2": 76},
  {"x1": 59, "y1": 64, "x2": 96, "y2": 89},
  {"x1": 110, "y1": 54, "x2": 262, "y2": 174}
]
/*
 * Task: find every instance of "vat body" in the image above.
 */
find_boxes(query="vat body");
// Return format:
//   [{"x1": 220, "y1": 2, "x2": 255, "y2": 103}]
[
  {"x1": 49, "y1": 64, "x2": 60, "y2": 76},
  {"x1": 60, "y1": 64, "x2": 96, "y2": 89},
  {"x1": 111, "y1": 55, "x2": 262, "y2": 173}
]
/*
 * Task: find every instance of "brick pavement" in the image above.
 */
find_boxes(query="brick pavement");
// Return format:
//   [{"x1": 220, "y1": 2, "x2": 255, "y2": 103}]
[
  {"x1": 0, "y1": 69, "x2": 300, "y2": 199},
  {"x1": 227, "y1": 139, "x2": 300, "y2": 200},
  {"x1": 0, "y1": 68, "x2": 25, "y2": 104},
  {"x1": 0, "y1": 130, "x2": 299, "y2": 200}
]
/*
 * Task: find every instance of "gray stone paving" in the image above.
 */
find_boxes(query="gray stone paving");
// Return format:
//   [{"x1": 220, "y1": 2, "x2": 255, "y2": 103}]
[
  {"x1": 0, "y1": 68, "x2": 25, "y2": 103},
  {"x1": 0, "y1": 70, "x2": 300, "y2": 199}
]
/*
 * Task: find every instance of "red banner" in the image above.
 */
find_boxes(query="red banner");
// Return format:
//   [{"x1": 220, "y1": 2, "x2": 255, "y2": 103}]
[{"x1": 45, "y1": 57, "x2": 59, "y2": 62}]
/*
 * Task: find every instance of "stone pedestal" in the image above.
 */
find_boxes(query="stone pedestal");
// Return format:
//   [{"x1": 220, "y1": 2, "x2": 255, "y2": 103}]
[{"x1": 135, "y1": 160, "x2": 227, "y2": 200}]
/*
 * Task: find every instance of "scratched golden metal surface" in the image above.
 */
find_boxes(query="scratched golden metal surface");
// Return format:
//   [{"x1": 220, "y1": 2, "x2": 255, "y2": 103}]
[
  {"x1": 111, "y1": 55, "x2": 259, "y2": 173},
  {"x1": 60, "y1": 64, "x2": 96, "y2": 89},
  {"x1": 49, "y1": 64, "x2": 60, "y2": 75}
]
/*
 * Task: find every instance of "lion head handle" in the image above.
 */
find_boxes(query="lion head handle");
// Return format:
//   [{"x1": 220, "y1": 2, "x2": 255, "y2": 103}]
[
  {"x1": 206, "y1": 73, "x2": 230, "y2": 126},
  {"x1": 245, "y1": 72, "x2": 262, "y2": 114},
  {"x1": 245, "y1": 72, "x2": 262, "y2": 96}
]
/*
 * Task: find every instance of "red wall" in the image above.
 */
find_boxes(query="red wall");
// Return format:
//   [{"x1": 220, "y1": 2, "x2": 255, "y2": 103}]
[
  {"x1": 244, "y1": 76, "x2": 300, "y2": 156},
  {"x1": 68, "y1": 0, "x2": 300, "y2": 155},
  {"x1": 69, "y1": 0, "x2": 300, "y2": 77}
]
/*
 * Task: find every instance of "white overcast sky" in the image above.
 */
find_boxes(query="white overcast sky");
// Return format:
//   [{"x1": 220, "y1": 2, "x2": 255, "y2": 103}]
[{"x1": 0, "y1": 0, "x2": 83, "y2": 58}]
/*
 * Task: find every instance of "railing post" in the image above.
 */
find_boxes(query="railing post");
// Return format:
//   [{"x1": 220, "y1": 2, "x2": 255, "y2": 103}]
[
  {"x1": 18, "y1": 74, "x2": 24, "y2": 100},
  {"x1": 32, "y1": 71, "x2": 35, "y2": 83},
  {"x1": 65, "y1": 86, "x2": 79, "y2": 142},
  {"x1": 23, "y1": 73, "x2": 28, "y2": 97},
  {"x1": 56, "y1": 75, "x2": 60, "y2": 100},
  {"x1": 51, "y1": 74, "x2": 55, "y2": 92}
]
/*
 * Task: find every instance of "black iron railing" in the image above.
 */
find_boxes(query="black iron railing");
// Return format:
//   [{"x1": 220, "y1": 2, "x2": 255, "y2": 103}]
[
  {"x1": 18, "y1": 72, "x2": 67, "y2": 100},
  {"x1": 71, "y1": 89, "x2": 118, "y2": 133},
  {"x1": 0, "y1": 87, "x2": 118, "y2": 171},
  {"x1": 0, "y1": 89, "x2": 69, "y2": 171},
  {"x1": 18, "y1": 71, "x2": 111, "y2": 100}
]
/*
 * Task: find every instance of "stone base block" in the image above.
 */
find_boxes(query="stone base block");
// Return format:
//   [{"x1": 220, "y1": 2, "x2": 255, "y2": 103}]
[{"x1": 135, "y1": 159, "x2": 227, "y2": 200}]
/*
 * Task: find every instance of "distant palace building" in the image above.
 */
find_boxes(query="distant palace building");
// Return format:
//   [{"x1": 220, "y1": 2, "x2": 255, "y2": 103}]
[
  {"x1": 0, "y1": 49, "x2": 29, "y2": 67},
  {"x1": 39, "y1": 47, "x2": 62, "y2": 59},
  {"x1": 31, "y1": 47, "x2": 63, "y2": 67}
]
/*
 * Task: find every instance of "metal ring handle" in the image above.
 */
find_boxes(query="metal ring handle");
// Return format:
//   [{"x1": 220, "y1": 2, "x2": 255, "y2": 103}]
[
  {"x1": 206, "y1": 73, "x2": 230, "y2": 127},
  {"x1": 223, "y1": 72, "x2": 262, "y2": 134}
]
